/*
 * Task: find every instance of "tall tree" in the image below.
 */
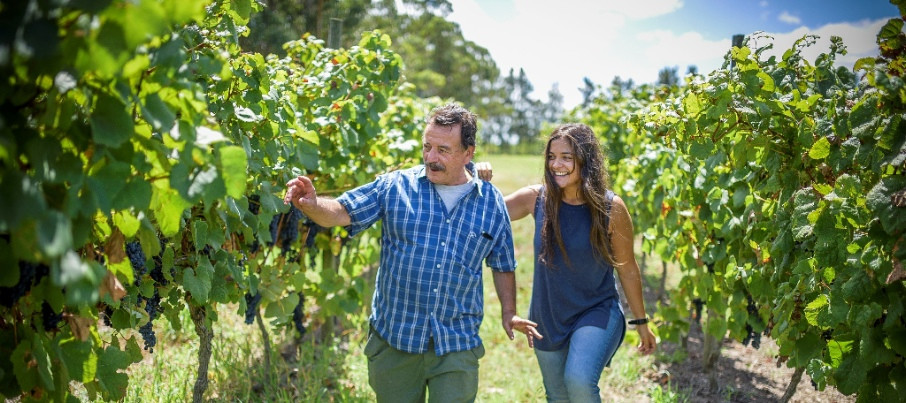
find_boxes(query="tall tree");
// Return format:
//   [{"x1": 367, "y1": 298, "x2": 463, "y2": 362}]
[
  {"x1": 543, "y1": 84, "x2": 564, "y2": 123},
  {"x1": 240, "y1": 0, "x2": 370, "y2": 55},
  {"x1": 580, "y1": 76, "x2": 596, "y2": 107},
  {"x1": 360, "y1": 0, "x2": 500, "y2": 105},
  {"x1": 657, "y1": 66, "x2": 679, "y2": 87}
]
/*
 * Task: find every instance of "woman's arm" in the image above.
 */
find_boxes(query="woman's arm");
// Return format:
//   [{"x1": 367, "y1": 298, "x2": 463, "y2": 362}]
[
  {"x1": 503, "y1": 185, "x2": 541, "y2": 221},
  {"x1": 609, "y1": 195, "x2": 657, "y2": 355},
  {"x1": 474, "y1": 161, "x2": 540, "y2": 221}
]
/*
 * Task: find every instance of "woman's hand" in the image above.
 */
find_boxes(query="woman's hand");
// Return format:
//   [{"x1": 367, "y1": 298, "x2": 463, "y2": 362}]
[{"x1": 634, "y1": 323, "x2": 657, "y2": 355}]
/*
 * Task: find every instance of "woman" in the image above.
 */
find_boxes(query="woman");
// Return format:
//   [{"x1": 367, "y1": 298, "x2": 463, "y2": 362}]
[{"x1": 479, "y1": 123, "x2": 656, "y2": 402}]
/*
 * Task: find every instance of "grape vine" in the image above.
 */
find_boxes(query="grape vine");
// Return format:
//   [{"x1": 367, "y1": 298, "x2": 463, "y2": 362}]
[
  {"x1": 580, "y1": 3, "x2": 906, "y2": 398},
  {"x1": 0, "y1": 0, "x2": 427, "y2": 400}
]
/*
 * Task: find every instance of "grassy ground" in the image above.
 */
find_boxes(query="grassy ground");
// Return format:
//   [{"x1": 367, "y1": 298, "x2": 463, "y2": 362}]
[{"x1": 112, "y1": 154, "x2": 677, "y2": 402}]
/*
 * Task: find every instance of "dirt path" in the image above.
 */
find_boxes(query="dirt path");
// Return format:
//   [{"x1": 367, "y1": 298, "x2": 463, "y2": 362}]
[
  {"x1": 634, "y1": 260, "x2": 855, "y2": 403},
  {"x1": 650, "y1": 324, "x2": 855, "y2": 403}
]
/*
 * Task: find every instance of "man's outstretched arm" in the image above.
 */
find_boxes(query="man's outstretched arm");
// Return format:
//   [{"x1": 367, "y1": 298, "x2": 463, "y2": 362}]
[{"x1": 284, "y1": 176, "x2": 352, "y2": 227}]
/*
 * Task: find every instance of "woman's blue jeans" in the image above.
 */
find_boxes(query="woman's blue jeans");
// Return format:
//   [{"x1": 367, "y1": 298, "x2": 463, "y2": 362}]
[{"x1": 533, "y1": 305, "x2": 626, "y2": 403}]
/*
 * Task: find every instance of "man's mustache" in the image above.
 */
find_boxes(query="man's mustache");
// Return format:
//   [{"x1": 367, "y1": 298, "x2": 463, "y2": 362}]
[{"x1": 427, "y1": 162, "x2": 445, "y2": 172}]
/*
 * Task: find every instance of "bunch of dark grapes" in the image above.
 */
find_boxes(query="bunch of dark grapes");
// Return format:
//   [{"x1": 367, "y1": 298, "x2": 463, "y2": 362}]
[
  {"x1": 200, "y1": 244, "x2": 214, "y2": 258},
  {"x1": 305, "y1": 223, "x2": 322, "y2": 248},
  {"x1": 149, "y1": 237, "x2": 169, "y2": 285},
  {"x1": 139, "y1": 291, "x2": 162, "y2": 352},
  {"x1": 742, "y1": 296, "x2": 761, "y2": 348},
  {"x1": 292, "y1": 292, "x2": 307, "y2": 336},
  {"x1": 126, "y1": 241, "x2": 147, "y2": 285},
  {"x1": 741, "y1": 324, "x2": 761, "y2": 349},
  {"x1": 41, "y1": 301, "x2": 63, "y2": 331},
  {"x1": 0, "y1": 261, "x2": 40, "y2": 308},
  {"x1": 268, "y1": 206, "x2": 302, "y2": 254},
  {"x1": 691, "y1": 298, "x2": 704, "y2": 324},
  {"x1": 102, "y1": 306, "x2": 114, "y2": 327},
  {"x1": 244, "y1": 292, "x2": 262, "y2": 325},
  {"x1": 248, "y1": 194, "x2": 260, "y2": 215}
]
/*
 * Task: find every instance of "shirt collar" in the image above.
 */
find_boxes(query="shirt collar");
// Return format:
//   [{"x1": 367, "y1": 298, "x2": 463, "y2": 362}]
[{"x1": 416, "y1": 163, "x2": 484, "y2": 197}]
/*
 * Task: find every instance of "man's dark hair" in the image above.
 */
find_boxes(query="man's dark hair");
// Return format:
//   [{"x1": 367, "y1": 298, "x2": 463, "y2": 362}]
[{"x1": 426, "y1": 104, "x2": 478, "y2": 149}]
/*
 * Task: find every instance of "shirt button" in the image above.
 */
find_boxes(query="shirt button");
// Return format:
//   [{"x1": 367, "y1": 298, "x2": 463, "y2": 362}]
[
  {"x1": 433, "y1": 288, "x2": 438, "y2": 293},
  {"x1": 446, "y1": 219, "x2": 450, "y2": 223},
  {"x1": 441, "y1": 242, "x2": 445, "y2": 247},
  {"x1": 436, "y1": 264, "x2": 440, "y2": 268}
]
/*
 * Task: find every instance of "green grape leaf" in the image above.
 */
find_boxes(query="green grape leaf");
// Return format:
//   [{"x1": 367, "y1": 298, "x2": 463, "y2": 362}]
[
  {"x1": 19, "y1": 18, "x2": 61, "y2": 61},
  {"x1": 820, "y1": 288, "x2": 849, "y2": 327},
  {"x1": 809, "y1": 137, "x2": 831, "y2": 159},
  {"x1": 688, "y1": 139, "x2": 713, "y2": 159},
  {"x1": 889, "y1": 326, "x2": 906, "y2": 357},
  {"x1": 878, "y1": 18, "x2": 904, "y2": 40},
  {"x1": 865, "y1": 175, "x2": 906, "y2": 235},
  {"x1": 151, "y1": 184, "x2": 190, "y2": 237},
  {"x1": 0, "y1": 171, "x2": 47, "y2": 230},
  {"x1": 59, "y1": 339, "x2": 95, "y2": 384},
  {"x1": 834, "y1": 352, "x2": 867, "y2": 395},
  {"x1": 96, "y1": 345, "x2": 131, "y2": 400},
  {"x1": 37, "y1": 211, "x2": 72, "y2": 258},
  {"x1": 264, "y1": 292, "x2": 299, "y2": 321},
  {"x1": 12, "y1": 339, "x2": 37, "y2": 392},
  {"x1": 210, "y1": 261, "x2": 231, "y2": 303},
  {"x1": 804, "y1": 295, "x2": 828, "y2": 326},
  {"x1": 193, "y1": 220, "x2": 208, "y2": 250},
  {"x1": 683, "y1": 93, "x2": 702, "y2": 117},
  {"x1": 125, "y1": 336, "x2": 143, "y2": 364},
  {"x1": 90, "y1": 93, "x2": 134, "y2": 148},
  {"x1": 87, "y1": 160, "x2": 130, "y2": 213},
  {"x1": 842, "y1": 274, "x2": 875, "y2": 303},
  {"x1": 141, "y1": 93, "x2": 176, "y2": 131},
  {"x1": 233, "y1": 0, "x2": 252, "y2": 21},
  {"x1": 792, "y1": 332, "x2": 823, "y2": 367},
  {"x1": 113, "y1": 211, "x2": 141, "y2": 238},
  {"x1": 59, "y1": 254, "x2": 104, "y2": 305},
  {"x1": 32, "y1": 334, "x2": 54, "y2": 391},
  {"x1": 183, "y1": 257, "x2": 214, "y2": 304},
  {"x1": 792, "y1": 189, "x2": 818, "y2": 240},
  {"x1": 161, "y1": 0, "x2": 207, "y2": 24},
  {"x1": 219, "y1": 146, "x2": 248, "y2": 199},
  {"x1": 861, "y1": 326, "x2": 897, "y2": 365}
]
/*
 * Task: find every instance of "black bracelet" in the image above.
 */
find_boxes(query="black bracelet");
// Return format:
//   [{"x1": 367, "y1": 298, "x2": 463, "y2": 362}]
[{"x1": 627, "y1": 317, "x2": 649, "y2": 325}]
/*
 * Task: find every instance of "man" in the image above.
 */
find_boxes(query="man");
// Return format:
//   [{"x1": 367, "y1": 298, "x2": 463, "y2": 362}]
[{"x1": 284, "y1": 104, "x2": 541, "y2": 402}]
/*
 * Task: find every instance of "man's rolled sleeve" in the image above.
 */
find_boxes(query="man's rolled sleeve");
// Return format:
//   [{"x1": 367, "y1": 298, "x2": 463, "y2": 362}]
[
  {"x1": 485, "y1": 217, "x2": 517, "y2": 273},
  {"x1": 335, "y1": 175, "x2": 387, "y2": 238}
]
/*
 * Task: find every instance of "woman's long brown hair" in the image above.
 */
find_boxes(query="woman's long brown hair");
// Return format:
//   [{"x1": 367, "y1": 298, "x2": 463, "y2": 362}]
[{"x1": 539, "y1": 123, "x2": 615, "y2": 268}]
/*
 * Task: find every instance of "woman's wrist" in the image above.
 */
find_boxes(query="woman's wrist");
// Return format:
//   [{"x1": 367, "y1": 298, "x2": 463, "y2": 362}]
[{"x1": 627, "y1": 316, "x2": 649, "y2": 325}]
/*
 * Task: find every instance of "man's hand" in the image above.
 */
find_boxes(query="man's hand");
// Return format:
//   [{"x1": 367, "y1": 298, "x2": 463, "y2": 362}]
[
  {"x1": 284, "y1": 176, "x2": 317, "y2": 210},
  {"x1": 502, "y1": 312, "x2": 543, "y2": 348}
]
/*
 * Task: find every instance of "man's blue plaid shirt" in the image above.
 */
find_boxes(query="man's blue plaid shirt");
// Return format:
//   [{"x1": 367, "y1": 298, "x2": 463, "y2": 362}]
[{"x1": 336, "y1": 165, "x2": 516, "y2": 356}]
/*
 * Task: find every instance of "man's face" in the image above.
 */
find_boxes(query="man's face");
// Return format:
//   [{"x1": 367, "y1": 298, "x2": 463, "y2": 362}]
[{"x1": 422, "y1": 123, "x2": 474, "y2": 185}]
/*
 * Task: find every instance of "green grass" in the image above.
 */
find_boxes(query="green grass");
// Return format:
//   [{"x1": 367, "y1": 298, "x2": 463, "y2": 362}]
[{"x1": 112, "y1": 154, "x2": 674, "y2": 402}]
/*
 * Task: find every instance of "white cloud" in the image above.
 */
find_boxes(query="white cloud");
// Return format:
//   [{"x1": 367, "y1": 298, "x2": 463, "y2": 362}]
[
  {"x1": 448, "y1": 0, "x2": 889, "y2": 109},
  {"x1": 759, "y1": 1, "x2": 769, "y2": 7},
  {"x1": 778, "y1": 11, "x2": 802, "y2": 25}
]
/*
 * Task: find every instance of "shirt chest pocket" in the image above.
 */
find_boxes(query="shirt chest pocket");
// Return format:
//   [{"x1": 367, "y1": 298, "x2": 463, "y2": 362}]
[{"x1": 453, "y1": 228, "x2": 497, "y2": 272}]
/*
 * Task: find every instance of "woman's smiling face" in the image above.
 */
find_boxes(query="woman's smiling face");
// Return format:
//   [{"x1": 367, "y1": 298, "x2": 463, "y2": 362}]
[{"x1": 547, "y1": 137, "x2": 580, "y2": 194}]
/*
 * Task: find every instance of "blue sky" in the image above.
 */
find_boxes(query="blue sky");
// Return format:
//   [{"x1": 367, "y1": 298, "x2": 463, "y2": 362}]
[{"x1": 447, "y1": 0, "x2": 901, "y2": 109}]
